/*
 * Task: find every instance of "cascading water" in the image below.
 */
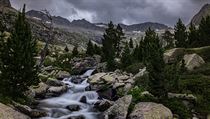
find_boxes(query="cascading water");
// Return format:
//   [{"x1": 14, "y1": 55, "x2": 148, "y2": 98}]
[{"x1": 37, "y1": 69, "x2": 101, "y2": 119}]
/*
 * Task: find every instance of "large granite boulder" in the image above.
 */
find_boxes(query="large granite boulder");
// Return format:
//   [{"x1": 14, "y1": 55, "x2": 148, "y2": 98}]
[
  {"x1": 129, "y1": 102, "x2": 173, "y2": 119},
  {"x1": 164, "y1": 48, "x2": 184, "y2": 64},
  {"x1": 183, "y1": 53, "x2": 205, "y2": 71},
  {"x1": 0, "y1": 103, "x2": 30, "y2": 119},
  {"x1": 104, "y1": 95, "x2": 132, "y2": 119},
  {"x1": 33, "y1": 82, "x2": 49, "y2": 98}
]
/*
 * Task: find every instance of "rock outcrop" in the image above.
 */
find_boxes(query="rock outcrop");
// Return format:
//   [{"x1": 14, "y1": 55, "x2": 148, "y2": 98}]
[
  {"x1": 104, "y1": 95, "x2": 132, "y2": 119},
  {"x1": 183, "y1": 53, "x2": 205, "y2": 71},
  {"x1": 129, "y1": 102, "x2": 173, "y2": 119},
  {"x1": 0, "y1": 103, "x2": 30, "y2": 119},
  {"x1": 0, "y1": 0, "x2": 11, "y2": 7},
  {"x1": 191, "y1": 4, "x2": 210, "y2": 26},
  {"x1": 164, "y1": 48, "x2": 184, "y2": 64}
]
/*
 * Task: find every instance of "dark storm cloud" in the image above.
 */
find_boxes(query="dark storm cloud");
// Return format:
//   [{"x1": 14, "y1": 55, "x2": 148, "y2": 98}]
[{"x1": 10, "y1": 0, "x2": 210, "y2": 26}]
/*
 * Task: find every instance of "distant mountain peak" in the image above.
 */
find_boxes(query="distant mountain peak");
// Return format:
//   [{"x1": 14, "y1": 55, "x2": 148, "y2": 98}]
[{"x1": 191, "y1": 4, "x2": 210, "y2": 26}]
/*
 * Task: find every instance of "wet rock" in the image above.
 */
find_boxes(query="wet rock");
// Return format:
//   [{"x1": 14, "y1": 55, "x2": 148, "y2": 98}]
[
  {"x1": 183, "y1": 53, "x2": 205, "y2": 71},
  {"x1": 0, "y1": 103, "x2": 30, "y2": 119},
  {"x1": 67, "y1": 115, "x2": 85, "y2": 119},
  {"x1": 47, "y1": 85, "x2": 68, "y2": 96},
  {"x1": 30, "y1": 110, "x2": 48, "y2": 118},
  {"x1": 66, "y1": 105, "x2": 81, "y2": 112},
  {"x1": 71, "y1": 77, "x2": 85, "y2": 84},
  {"x1": 129, "y1": 102, "x2": 173, "y2": 119},
  {"x1": 94, "y1": 99, "x2": 114, "y2": 112},
  {"x1": 56, "y1": 71, "x2": 70, "y2": 79},
  {"x1": 33, "y1": 82, "x2": 49, "y2": 98},
  {"x1": 46, "y1": 78, "x2": 63, "y2": 86},
  {"x1": 104, "y1": 95, "x2": 132, "y2": 119},
  {"x1": 79, "y1": 96, "x2": 87, "y2": 103}
]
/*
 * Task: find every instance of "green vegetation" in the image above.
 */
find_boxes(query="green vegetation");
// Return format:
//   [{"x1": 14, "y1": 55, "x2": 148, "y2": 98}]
[
  {"x1": 0, "y1": 5, "x2": 39, "y2": 100},
  {"x1": 174, "y1": 18, "x2": 188, "y2": 48},
  {"x1": 102, "y1": 21, "x2": 124, "y2": 71}
]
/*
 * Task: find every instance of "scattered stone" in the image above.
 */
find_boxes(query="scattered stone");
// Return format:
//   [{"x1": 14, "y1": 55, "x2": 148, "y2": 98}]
[
  {"x1": 133, "y1": 67, "x2": 147, "y2": 79},
  {"x1": 168, "y1": 93, "x2": 197, "y2": 101},
  {"x1": 104, "y1": 95, "x2": 132, "y2": 119},
  {"x1": 101, "y1": 74, "x2": 115, "y2": 84},
  {"x1": 67, "y1": 115, "x2": 85, "y2": 119},
  {"x1": 46, "y1": 78, "x2": 63, "y2": 86},
  {"x1": 66, "y1": 105, "x2": 81, "y2": 112},
  {"x1": 56, "y1": 71, "x2": 70, "y2": 79},
  {"x1": 129, "y1": 102, "x2": 173, "y2": 119},
  {"x1": 94, "y1": 99, "x2": 114, "y2": 112},
  {"x1": 47, "y1": 85, "x2": 68, "y2": 96},
  {"x1": 33, "y1": 82, "x2": 49, "y2": 98},
  {"x1": 79, "y1": 96, "x2": 87, "y2": 103},
  {"x1": 88, "y1": 73, "x2": 106, "y2": 84},
  {"x1": 183, "y1": 53, "x2": 205, "y2": 71}
]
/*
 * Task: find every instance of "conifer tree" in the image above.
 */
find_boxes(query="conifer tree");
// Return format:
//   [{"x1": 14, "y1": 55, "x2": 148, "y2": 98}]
[
  {"x1": 115, "y1": 24, "x2": 124, "y2": 56},
  {"x1": 102, "y1": 21, "x2": 116, "y2": 71},
  {"x1": 121, "y1": 42, "x2": 132, "y2": 68},
  {"x1": 0, "y1": 5, "x2": 38, "y2": 98},
  {"x1": 174, "y1": 18, "x2": 188, "y2": 48},
  {"x1": 86, "y1": 40, "x2": 94, "y2": 56},
  {"x1": 142, "y1": 28, "x2": 167, "y2": 98},
  {"x1": 198, "y1": 16, "x2": 210, "y2": 46},
  {"x1": 64, "y1": 45, "x2": 69, "y2": 52},
  {"x1": 72, "y1": 46, "x2": 79, "y2": 57},
  {"x1": 129, "y1": 38, "x2": 134, "y2": 48},
  {"x1": 188, "y1": 23, "x2": 199, "y2": 47},
  {"x1": 94, "y1": 44, "x2": 101, "y2": 55},
  {"x1": 162, "y1": 30, "x2": 174, "y2": 49}
]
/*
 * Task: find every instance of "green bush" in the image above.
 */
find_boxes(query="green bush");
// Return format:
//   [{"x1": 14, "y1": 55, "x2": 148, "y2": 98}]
[
  {"x1": 128, "y1": 86, "x2": 156, "y2": 103},
  {"x1": 134, "y1": 74, "x2": 150, "y2": 90},
  {"x1": 125, "y1": 63, "x2": 145, "y2": 74},
  {"x1": 162, "y1": 98, "x2": 192, "y2": 119}
]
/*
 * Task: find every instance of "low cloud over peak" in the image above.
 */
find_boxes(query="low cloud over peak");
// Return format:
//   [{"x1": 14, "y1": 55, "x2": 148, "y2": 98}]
[{"x1": 10, "y1": 0, "x2": 210, "y2": 26}]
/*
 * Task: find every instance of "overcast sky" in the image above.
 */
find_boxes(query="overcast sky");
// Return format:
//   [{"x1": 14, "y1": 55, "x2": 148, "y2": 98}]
[{"x1": 10, "y1": 0, "x2": 210, "y2": 26}]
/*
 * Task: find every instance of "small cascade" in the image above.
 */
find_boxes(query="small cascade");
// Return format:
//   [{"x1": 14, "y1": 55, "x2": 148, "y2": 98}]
[{"x1": 37, "y1": 69, "x2": 101, "y2": 119}]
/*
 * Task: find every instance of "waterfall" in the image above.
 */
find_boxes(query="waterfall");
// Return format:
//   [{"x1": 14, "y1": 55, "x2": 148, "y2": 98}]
[{"x1": 37, "y1": 69, "x2": 101, "y2": 119}]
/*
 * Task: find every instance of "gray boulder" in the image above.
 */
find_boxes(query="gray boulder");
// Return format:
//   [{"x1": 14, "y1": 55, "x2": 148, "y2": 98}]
[
  {"x1": 0, "y1": 103, "x2": 30, "y2": 119},
  {"x1": 129, "y1": 102, "x2": 173, "y2": 119},
  {"x1": 183, "y1": 53, "x2": 205, "y2": 71},
  {"x1": 164, "y1": 48, "x2": 184, "y2": 64},
  {"x1": 104, "y1": 95, "x2": 132, "y2": 119}
]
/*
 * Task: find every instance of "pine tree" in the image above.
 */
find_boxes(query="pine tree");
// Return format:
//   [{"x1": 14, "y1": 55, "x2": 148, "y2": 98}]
[
  {"x1": 102, "y1": 21, "x2": 116, "y2": 71},
  {"x1": 115, "y1": 24, "x2": 124, "y2": 56},
  {"x1": 0, "y1": 5, "x2": 38, "y2": 98},
  {"x1": 162, "y1": 30, "x2": 174, "y2": 49},
  {"x1": 129, "y1": 38, "x2": 134, "y2": 48},
  {"x1": 64, "y1": 45, "x2": 69, "y2": 52},
  {"x1": 72, "y1": 46, "x2": 79, "y2": 57},
  {"x1": 174, "y1": 18, "x2": 188, "y2": 48},
  {"x1": 86, "y1": 40, "x2": 94, "y2": 56},
  {"x1": 121, "y1": 42, "x2": 132, "y2": 69},
  {"x1": 198, "y1": 16, "x2": 210, "y2": 46},
  {"x1": 94, "y1": 44, "x2": 101, "y2": 55},
  {"x1": 142, "y1": 28, "x2": 167, "y2": 98},
  {"x1": 188, "y1": 23, "x2": 199, "y2": 47}
]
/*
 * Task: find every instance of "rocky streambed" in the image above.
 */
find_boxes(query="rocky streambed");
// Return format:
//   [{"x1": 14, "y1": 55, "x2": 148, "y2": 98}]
[{"x1": 36, "y1": 69, "x2": 103, "y2": 119}]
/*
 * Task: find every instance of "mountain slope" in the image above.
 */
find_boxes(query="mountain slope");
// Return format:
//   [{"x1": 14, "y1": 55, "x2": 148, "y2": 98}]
[{"x1": 191, "y1": 4, "x2": 210, "y2": 26}]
